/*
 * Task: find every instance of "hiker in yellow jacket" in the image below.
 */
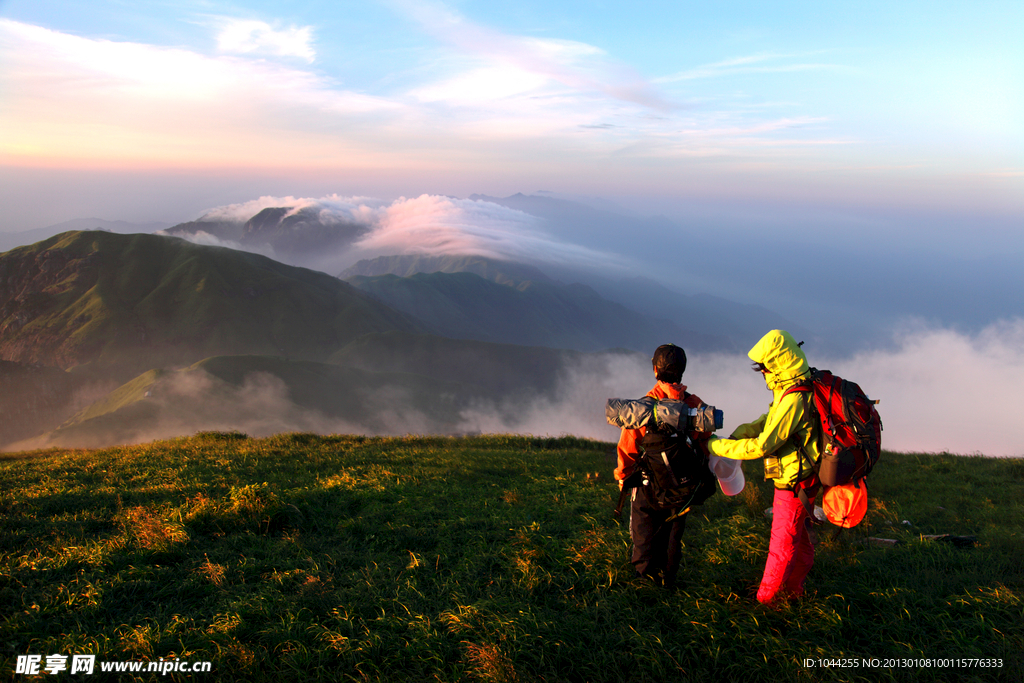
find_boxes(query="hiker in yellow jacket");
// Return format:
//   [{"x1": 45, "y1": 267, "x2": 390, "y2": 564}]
[{"x1": 705, "y1": 329, "x2": 822, "y2": 604}]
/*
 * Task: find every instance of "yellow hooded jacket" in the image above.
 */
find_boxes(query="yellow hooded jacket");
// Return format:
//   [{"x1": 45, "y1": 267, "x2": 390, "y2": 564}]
[{"x1": 707, "y1": 330, "x2": 821, "y2": 489}]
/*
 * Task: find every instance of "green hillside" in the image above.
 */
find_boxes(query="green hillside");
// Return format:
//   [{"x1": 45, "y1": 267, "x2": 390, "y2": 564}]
[
  {"x1": 347, "y1": 270, "x2": 716, "y2": 353},
  {"x1": 0, "y1": 436, "x2": 1020, "y2": 681},
  {"x1": 341, "y1": 253, "x2": 801, "y2": 354},
  {"x1": 0, "y1": 231, "x2": 420, "y2": 378}
]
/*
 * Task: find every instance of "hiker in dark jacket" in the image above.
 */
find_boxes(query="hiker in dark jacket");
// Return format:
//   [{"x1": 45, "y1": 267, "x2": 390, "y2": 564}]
[{"x1": 615, "y1": 344, "x2": 708, "y2": 589}]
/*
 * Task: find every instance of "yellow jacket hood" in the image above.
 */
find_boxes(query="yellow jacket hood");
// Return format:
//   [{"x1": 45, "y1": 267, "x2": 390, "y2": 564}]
[
  {"x1": 708, "y1": 329, "x2": 820, "y2": 488},
  {"x1": 749, "y1": 329, "x2": 811, "y2": 391}
]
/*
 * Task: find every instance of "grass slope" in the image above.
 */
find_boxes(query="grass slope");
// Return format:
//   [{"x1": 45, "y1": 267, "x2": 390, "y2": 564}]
[
  {"x1": 1, "y1": 436, "x2": 1020, "y2": 682},
  {"x1": 0, "y1": 231, "x2": 419, "y2": 378}
]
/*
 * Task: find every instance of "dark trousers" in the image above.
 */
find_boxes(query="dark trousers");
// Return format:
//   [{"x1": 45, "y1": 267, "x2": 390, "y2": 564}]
[{"x1": 629, "y1": 486, "x2": 687, "y2": 587}]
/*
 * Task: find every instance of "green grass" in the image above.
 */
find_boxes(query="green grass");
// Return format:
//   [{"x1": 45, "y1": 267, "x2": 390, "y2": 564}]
[{"x1": 1, "y1": 436, "x2": 1021, "y2": 682}]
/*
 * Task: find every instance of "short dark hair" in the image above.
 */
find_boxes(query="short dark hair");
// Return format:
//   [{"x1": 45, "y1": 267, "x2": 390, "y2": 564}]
[{"x1": 652, "y1": 344, "x2": 686, "y2": 383}]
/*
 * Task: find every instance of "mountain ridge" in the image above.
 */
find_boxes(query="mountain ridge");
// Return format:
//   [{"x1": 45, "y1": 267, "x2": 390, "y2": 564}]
[
  {"x1": 164, "y1": 205, "x2": 370, "y2": 263},
  {"x1": 339, "y1": 253, "x2": 556, "y2": 288},
  {"x1": 346, "y1": 269, "x2": 730, "y2": 353},
  {"x1": 0, "y1": 230, "x2": 421, "y2": 377}
]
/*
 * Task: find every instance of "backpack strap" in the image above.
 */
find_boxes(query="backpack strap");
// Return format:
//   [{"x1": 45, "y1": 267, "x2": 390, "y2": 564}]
[
  {"x1": 781, "y1": 378, "x2": 816, "y2": 482},
  {"x1": 781, "y1": 383, "x2": 811, "y2": 400},
  {"x1": 796, "y1": 482, "x2": 821, "y2": 526},
  {"x1": 780, "y1": 367, "x2": 817, "y2": 399},
  {"x1": 778, "y1": 386, "x2": 822, "y2": 522},
  {"x1": 613, "y1": 470, "x2": 642, "y2": 518},
  {"x1": 666, "y1": 506, "x2": 692, "y2": 523},
  {"x1": 613, "y1": 484, "x2": 629, "y2": 519},
  {"x1": 773, "y1": 385, "x2": 817, "y2": 481}
]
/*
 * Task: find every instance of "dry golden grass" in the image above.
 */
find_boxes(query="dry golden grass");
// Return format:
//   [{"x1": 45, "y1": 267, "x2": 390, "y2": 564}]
[
  {"x1": 199, "y1": 554, "x2": 227, "y2": 587},
  {"x1": 117, "y1": 505, "x2": 188, "y2": 550},
  {"x1": 463, "y1": 641, "x2": 521, "y2": 683}
]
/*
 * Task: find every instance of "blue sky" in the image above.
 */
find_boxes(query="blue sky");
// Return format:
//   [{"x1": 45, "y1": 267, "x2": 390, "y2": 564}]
[{"x1": 1, "y1": 0, "x2": 1021, "y2": 230}]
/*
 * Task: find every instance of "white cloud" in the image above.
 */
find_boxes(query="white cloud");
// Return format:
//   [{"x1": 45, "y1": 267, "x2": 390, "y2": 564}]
[
  {"x1": 185, "y1": 194, "x2": 624, "y2": 269},
  {"x1": 828, "y1": 319, "x2": 1024, "y2": 456},
  {"x1": 215, "y1": 18, "x2": 316, "y2": 62},
  {"x1": 410, "y1": 64, "x2": 550, "y2": 104},
  {"x1": 353, "y1": 194, "x2": 625, "y2": 267},
  {"x1": 195, "y1": 195, "x2": 386, "y2": 224},
  {"x1": 0, "y1": 19, "x2": 386, "y2": 110},
  {"x1": 25, "y1": 320, "x2": 1023, "y2": 454},
  {"x1": 0, "y1": 19, "x2": 400, "y2": 164}
]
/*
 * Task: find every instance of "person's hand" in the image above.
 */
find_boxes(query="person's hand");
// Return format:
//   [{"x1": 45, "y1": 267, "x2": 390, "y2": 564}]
[{"x1": 618, "y1": 478, "x2": 624, "y2": 490}]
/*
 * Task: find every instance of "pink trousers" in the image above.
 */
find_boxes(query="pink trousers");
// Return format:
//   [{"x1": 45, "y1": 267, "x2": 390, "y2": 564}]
[{"x1": 757, "y1": 485, "x2": 816, "y2": 604}]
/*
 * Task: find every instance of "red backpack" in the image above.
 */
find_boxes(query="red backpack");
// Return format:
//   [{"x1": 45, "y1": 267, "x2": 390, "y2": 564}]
[
  {"x1": 783, "y1": 369, "x2": 882, "y2": 527},
  {"x1": 783, "y1": 368, "x2": 883, "y2": 487}
]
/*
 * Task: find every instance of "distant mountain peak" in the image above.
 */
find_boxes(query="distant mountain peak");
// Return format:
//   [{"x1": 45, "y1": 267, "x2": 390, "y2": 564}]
[{"x1": 166, "y1": 204, "x2": 369, "y2": 260}]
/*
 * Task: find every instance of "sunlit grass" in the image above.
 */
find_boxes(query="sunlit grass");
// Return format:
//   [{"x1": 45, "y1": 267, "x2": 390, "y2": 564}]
[{"x1": 1, "y1": 435, "x2": 1021, "y2": 681}]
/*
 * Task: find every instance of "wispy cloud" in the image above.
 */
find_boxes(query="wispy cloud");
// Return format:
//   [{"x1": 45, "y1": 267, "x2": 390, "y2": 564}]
[
  {"x1": 388, "y1": 0, "x2": 678, "y2": 112},
  {"x1": 657, "y1": 52, "x2": 845, "y2": 83},
  {"x1": 976, "y1": 169, "x2": 1024, "y2": 178},
  {"x1": 409, "y1": 64, "x2": 551, "y2": 104},
  {"x1": 214, "y1": 18, "x2": 316, "y2": 62}
]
